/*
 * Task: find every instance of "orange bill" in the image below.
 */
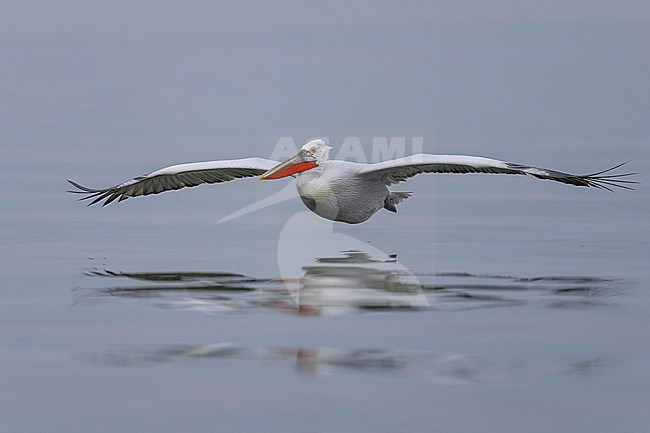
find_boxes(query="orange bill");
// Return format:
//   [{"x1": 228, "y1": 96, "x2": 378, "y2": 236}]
[{"x1": 260, "y1": 150, "x2": 319, "y2": 180}]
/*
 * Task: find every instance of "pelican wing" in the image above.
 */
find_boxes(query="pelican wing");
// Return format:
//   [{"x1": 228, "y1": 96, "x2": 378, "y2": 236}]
[
  {"x1": 358, "y1": 154, "x2": 636, "y2": 191},
  {"x1": 68, "y1": 157, "x2": 279, "y2": 206}
]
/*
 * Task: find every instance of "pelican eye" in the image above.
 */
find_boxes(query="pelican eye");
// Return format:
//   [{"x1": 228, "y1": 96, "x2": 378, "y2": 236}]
[{"x1": 309, "y1": 147, "x2": 317, "y2": 155}]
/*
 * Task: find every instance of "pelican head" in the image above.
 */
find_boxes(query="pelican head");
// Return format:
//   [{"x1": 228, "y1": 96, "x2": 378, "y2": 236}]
[
  {"x1": 260, "y1": 139, "x2": 332, "y2": 180},
  {"x1": 301, "y1": 138, "x2": 332, "y2": 164}
]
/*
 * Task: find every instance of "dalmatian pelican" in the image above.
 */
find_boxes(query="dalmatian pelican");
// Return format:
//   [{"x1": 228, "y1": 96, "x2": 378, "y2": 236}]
[{"x1": 69, "y1": 139, "x2": 635, "y2": 224}]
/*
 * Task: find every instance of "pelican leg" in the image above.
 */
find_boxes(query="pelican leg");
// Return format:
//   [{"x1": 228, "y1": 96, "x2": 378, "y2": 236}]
[
  {"x1": 383, "y1": 195, "x2": 398, "y2": 213},
  {"x1": 384, "y1": 192, "x2": 412, "y2": 213}
]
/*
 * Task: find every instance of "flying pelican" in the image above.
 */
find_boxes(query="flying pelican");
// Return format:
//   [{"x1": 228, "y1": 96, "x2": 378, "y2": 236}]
[{"x1": 69, "y1": 139, "x2": 635, "y2": 224}]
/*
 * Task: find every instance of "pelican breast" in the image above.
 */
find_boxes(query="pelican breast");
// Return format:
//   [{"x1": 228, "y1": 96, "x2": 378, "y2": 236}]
[{"x1": 296, "y1": 161, "x2": 388, "y2": 224}]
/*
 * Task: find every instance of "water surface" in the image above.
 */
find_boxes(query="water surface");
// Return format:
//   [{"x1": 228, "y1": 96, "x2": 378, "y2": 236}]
[{"x1": 2, "y1": 152, "x2": 649, "y2": 433}]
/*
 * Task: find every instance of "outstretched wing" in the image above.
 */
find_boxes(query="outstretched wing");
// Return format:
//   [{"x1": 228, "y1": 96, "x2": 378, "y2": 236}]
[
  {"x1": 358, "y1": 155, "x2": 636, "y2": 191},
  {"x1": 68, "y1": 157, "x2": 280, "y2": 206}
]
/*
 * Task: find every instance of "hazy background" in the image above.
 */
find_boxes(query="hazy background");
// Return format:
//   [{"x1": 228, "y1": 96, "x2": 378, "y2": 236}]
[
  {"x1": 2, "y1": 2, "x2": 649, "y2": 433},
  {"x1": 3, "y1": 0, "x2": 649, "y2": 165}
]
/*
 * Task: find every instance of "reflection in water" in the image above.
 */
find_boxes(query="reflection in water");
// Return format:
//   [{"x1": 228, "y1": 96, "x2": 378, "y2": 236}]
[
  {"x1": 77, "y1": 251, "x2": 623, "y2": 382},
  {"x1": 297, "y1": 250, "x2": 428, "y2": 314},
  {"x1": 77, "y1": 249, "x2": 430, "y2": 315},
  {"x1": 426, "y1": 273, "x2": 623, "y2": 311},
  {"x1": 86, "y1": 342, "x2": 607, "y2": 383},
  {"x1": 86, "y1": 343, "x2": 487, "y2": 383},
  {"x1": 76, "y1": 249, "x2": 624, "y2": 316},
  {"x1": 275, "y1": 212, "x2": 427, "y2": 309}
]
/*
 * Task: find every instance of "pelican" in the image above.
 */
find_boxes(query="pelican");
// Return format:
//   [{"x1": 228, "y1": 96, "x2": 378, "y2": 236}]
[{"x1": 69, "y1": 139, "x2": 635, "y2": 224}]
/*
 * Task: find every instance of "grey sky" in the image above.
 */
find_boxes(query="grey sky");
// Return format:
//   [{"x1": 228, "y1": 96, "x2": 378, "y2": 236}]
[{"x1": 2, "y1": 0, "x2": 648, "y2": 166}]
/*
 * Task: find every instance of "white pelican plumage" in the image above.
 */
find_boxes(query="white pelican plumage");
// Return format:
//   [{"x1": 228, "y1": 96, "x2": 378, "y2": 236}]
[{"x1": 69, "y1": 139, "x2": 635, "y2": 224}]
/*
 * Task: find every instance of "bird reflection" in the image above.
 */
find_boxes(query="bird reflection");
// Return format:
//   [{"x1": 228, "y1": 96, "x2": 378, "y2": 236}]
[
  {"x1": 77, "y1": 253, "x2": 623, "y2": 315},
  {"x1": 86, "y1": 342, "x2": 488, "y2": 383},
  {"x1": 79, "y1": 248, "x2": 429, "y2": 315},
  {"x1": 86, "y1": 341, "x2": 608, "y2": 383},
  {"x1": 295, "y1": 250, "x2": 428, "y2": 315},
  {"x1": 78, "y1": 257, "x2": 622, "y2": 382}
]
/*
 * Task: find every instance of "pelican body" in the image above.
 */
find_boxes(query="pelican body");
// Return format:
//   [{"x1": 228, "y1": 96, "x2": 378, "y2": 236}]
[
  {"x1": 290, "y1": 160, "x2": 410, "y2": 223},
  {"x1": 69, "y1": 139, "x2": 635, "y2": 224}
]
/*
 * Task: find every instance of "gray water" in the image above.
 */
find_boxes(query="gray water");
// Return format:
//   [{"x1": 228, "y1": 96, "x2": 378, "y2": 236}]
[
  {"x1": 2, "y1": 151, "x2": 649, "y2": 433},
  {"x1": 3, "y1": 2, "x2": 650, "y2": 432}
]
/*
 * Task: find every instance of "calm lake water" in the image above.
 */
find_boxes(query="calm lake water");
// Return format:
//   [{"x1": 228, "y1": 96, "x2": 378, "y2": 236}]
[{"x1": 2, "y1": 148, "x2": 649, "y2": 433}]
